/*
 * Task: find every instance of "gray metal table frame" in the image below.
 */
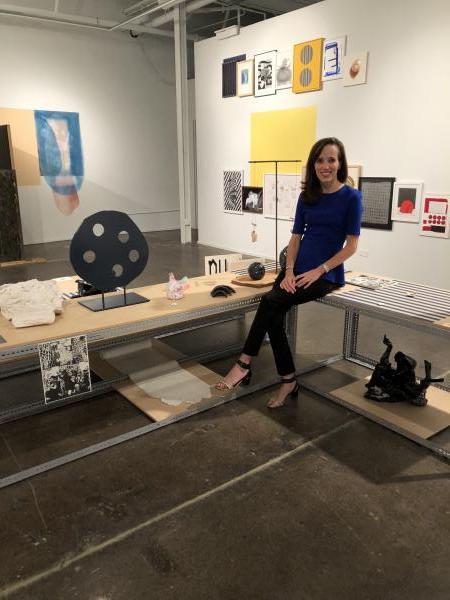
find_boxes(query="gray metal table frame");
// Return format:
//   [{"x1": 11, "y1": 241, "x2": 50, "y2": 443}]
[{"x1": 1, "y1": 287, "x2": 449, "y2": 489}]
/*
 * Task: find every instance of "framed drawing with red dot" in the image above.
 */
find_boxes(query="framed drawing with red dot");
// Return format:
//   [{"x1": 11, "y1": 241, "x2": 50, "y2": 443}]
[
  {"x1": 70, "y1": 211, "x2": 150, "y2": 311},
  {"x1": 391, "y1": 182, "x2": 423, "y2": 223}
]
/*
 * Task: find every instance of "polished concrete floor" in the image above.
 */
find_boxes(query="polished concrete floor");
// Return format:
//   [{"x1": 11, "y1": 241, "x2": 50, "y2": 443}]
[{"x1": 0, "y1": 231, "x2": 449, "y2": 600}]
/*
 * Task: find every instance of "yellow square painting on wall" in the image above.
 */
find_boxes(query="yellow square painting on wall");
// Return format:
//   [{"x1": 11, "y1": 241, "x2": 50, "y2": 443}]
[{"x1": 250, "y1": 106, "x2": 316, "y2": 187}]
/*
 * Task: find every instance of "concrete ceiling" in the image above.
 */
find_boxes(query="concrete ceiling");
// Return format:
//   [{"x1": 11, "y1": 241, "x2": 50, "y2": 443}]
[{"x1": 0, "y1": 0, "x2": 323, "y2": 39}]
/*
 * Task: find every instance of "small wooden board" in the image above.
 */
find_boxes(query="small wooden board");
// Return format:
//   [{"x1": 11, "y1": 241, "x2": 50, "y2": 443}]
[
  {"x1": 0, "y1": 257, "x2": 46, "y2": 268},
  {"x1": 433, "y1": 315, "x2": 450, "y2": 330},
  {"x1": 231, "y1": 272, "x2": 277, "y2": 288},
  {"x1": 331, "y1": 377, "x2": 450, "y2": 439}
]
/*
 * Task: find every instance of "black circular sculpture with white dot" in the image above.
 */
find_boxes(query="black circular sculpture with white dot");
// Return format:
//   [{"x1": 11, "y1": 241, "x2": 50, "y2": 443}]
[
  {"x1": 248, "y1": 261, "x2": 265, "y2": 281},
  {"x1": 70, "y1": 211, "x2": 149, "y2": 292}
]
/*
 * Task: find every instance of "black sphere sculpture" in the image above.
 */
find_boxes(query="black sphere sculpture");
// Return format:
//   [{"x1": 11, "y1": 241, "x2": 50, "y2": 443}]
[
  {"x1": 248, "y1": 261, "x2": 265, "y2": 281},
  {"x1": 70, "y1": 210, "x2": 150, "y2": 311},
  {"x1": 279, "y1": 246, "x2": 288, "y2": 271}
]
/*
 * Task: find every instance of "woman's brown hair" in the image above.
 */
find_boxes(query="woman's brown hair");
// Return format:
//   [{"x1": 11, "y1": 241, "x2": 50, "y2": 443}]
[{"x1": 301, "y1": 137, "x2": 348, "y2": 204}]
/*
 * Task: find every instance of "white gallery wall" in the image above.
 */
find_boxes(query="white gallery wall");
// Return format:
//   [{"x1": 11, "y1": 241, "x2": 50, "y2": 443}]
[
  {"x1": 194, "y1": 0, "x2": 450, "y2": 288},
  {"x1": 0, "y1": 18, "x2": 179, "y2": 244}
]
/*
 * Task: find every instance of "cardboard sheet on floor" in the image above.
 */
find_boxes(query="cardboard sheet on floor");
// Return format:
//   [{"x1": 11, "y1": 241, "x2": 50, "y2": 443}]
[
  {"x1": 331, "y1": 378, "x2": 450, "y2": 439},
  {"x1": 90, "y1": 339, "x2": 225, "y2": 422}
]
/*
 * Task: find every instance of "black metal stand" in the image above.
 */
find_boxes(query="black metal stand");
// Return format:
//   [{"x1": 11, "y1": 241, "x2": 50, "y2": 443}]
[
  {"x1": 79, "y1": 287, "x2": 149, "y2": 312},
  {"x1": 248, "y1": 159, "x2": 302, "y2": 271}
]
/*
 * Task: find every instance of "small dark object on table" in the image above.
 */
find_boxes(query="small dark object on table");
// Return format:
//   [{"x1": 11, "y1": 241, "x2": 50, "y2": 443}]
[
  {"x1": 211, "y1": 285, "x2": 236, "y2": 298},
  {"x1": 248, "y1": 262, "x2": 265, "y2": 281}
]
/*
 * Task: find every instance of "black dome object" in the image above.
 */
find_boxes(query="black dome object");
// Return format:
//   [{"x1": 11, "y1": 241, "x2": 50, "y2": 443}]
[
  {"x1": 248, "y1": 261, "x2": 265, "y2": 281},
  {"x1": 279, "y1": 246, "x2": 288, "y2": 270},
  {"x1": 70, "y1": 211, "x2": 149, "y2": 292}
]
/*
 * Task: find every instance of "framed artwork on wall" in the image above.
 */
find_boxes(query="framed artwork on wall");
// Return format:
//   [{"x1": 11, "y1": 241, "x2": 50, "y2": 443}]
[
  {"x1": 223, "y1": 170, "x2": 243, "y2": 213},
  {"x1": 222, "y1": 54, "x2": 246, "y2": 98},
  {"x1": 242, "y1": 186, "x2": 263, "y2": 214},
  {"x1": 359, "y1": 177, "x2": 395, "y2": 230},
  {"x1": 347, "y1": 165, "x2": 362, "y2": 189},
  {"x1": 254, "y1": 51, "x2": 277, "y2": 96},
  {"x1": 263, "y1": 173, "x2": 301, "y2": 221},
  {"x1": 292, "y1": 38, "x2": 324, "y2": 93},
  {"x1": 391, "y1": 182, "x2": 423, "y2": 222},
  {"x1": 343, "y1": 52, "x2": 368, "y2": 86},
  {"x1": 420, "y1": 195, "x2": 449, "y2": 238},
  {"x1": 276, "y1": 49, "x2": 293, "y2": 90},
  {"x1": 237, "y1": 59, "x2": 254, "y2": 97},
  {"x1": 322, "y1": 36, "x2": 346, "y2": 81}
]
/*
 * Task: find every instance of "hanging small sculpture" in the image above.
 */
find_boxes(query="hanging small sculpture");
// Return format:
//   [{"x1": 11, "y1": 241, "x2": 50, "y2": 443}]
[{"x1": 365, "y1": 335, "x2": 444, "y2": 406}]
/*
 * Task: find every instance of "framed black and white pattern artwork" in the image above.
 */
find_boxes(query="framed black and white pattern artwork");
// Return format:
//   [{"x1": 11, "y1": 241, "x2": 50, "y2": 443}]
[
  {"x1": 255, "y1": 50, "x2": 277, "y2": 96},
  {"x1": 39, "y1": 335, "x2": 91, "y2": 404},
  {"x1": 359, "y1": 177, "x2": 395, "y2": 230},
  {"x1": 223, "y1": 170, "x2": 243, "y2": 213}
]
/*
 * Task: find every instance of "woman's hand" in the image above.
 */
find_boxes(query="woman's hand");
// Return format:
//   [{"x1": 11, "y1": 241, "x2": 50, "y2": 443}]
[
  {"x1": 280, "y1": 269, "x2": 297, "y2": 293},
  {"x1": 295, "y1": 267, "x2": 323, "y2": 289}
]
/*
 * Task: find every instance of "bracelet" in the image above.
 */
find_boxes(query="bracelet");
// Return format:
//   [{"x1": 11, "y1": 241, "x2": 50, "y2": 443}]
[{"x1": 322, "y1": 263, "x2": 330, "y2": 273}]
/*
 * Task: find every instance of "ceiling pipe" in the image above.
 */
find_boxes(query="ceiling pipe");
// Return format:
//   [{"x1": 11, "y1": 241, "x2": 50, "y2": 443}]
[
  {"x1": 149, "y1": 0, "x2": 217, "y2": 28},
  {"x1": 109, "y1": 0, "x2": 187, "y2": 31},
  {"x1": 0, "y1": 4, "x2": 197, "y2": 39}
]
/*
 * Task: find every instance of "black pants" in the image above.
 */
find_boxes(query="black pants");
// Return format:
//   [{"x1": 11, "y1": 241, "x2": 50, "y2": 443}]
[{"x1": 242, "y1": 272, "x2": 338, "y2": 376}]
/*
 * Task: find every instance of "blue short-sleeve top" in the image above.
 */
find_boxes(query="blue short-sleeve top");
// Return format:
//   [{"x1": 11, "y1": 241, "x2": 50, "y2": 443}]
[{"x1": 292, "y1": 185, "x2": 363, "y2": 286}]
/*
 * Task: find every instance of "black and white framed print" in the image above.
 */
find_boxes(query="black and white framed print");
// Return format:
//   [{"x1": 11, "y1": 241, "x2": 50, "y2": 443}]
[
  {"x1": 242, "y1": 186, "x2": 263, "y2": 214},
  {"x1": 255, "y1": 51, "x2": 277, "y2": 96},
  {"x1": 359, "y1": 177, "x2": 395, "y2": 230},
  {"x1": 223, "y1": 170, "x2": 243, "y2": 213},
  {"x1": 39, "y1": 335, "x2": 91, "y2": 404}
]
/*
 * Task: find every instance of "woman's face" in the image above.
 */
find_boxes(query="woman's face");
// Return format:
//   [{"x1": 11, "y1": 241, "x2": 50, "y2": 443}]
[{"x1": 314, "y1": 144, "x2": 340, "y2": 186}]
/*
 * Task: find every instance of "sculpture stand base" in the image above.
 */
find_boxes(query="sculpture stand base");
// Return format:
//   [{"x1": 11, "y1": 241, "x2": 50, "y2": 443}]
[{"x1": 78, "y1": 291, "x2": 149, "y2": 312}]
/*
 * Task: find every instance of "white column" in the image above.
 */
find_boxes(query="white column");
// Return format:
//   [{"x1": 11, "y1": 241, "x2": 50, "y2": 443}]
[{"x1": 174, "y1": 3, "x2": 192, "y2": 243}]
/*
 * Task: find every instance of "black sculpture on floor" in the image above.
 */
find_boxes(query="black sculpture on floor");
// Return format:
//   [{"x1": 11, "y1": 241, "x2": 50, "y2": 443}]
[{"x1": 365, "y1": 335, "x2": 444, "y2": 406}]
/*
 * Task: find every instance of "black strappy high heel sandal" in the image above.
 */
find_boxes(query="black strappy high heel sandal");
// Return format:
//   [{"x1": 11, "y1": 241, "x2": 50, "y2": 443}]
[
  {"x1": 215, "y1": 359, "x2": 252, "y2": 390},
  {"x1": 267, "y1": 376, "x2": 299, "y2": 408}
]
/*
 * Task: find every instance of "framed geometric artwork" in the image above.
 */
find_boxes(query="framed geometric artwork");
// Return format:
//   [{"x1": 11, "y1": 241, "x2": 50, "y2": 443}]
[
  {"x1": 293, "y1": 38, "x2": 324, "y2": 94},
  {"x1": 420, "y1": 195, "x2": 450, "y2": 238},
  {"x1": 322, "y1": 36, "x2": 346, "y2": 81},
  {"x1": 254, "y1": 50, "x2": 277, "y2": 96},
  {"x1": 347, "y1": 165, "x2": 362, "y2": 189},
  {"x1": 391, "y1": 182, "x2": 423, "y2": 222},
  {"x1": 276, "y1": 49, "x2": 293, "y2": 90},
  {"x1": 222, "y1": 54, "x2": 246, "y2": 98},
  {"x1": 263, "y1": 173, "x2": 301, "y2": 221},
  {"x1": 343, "y1": 52, "x2": 368, "y2": 86},
  {"x1": 237, "y1": 59, "x2": 254, "y2": 97},
  {"x1": 359, "y1": 177, "x2": 395, "y2": 230},
  {"x1": 242, "y1": 186, "x2": 263, "y2": 214},
  {"x1": 223, "y1": 170, "x2": 243, "y2": 213}
]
